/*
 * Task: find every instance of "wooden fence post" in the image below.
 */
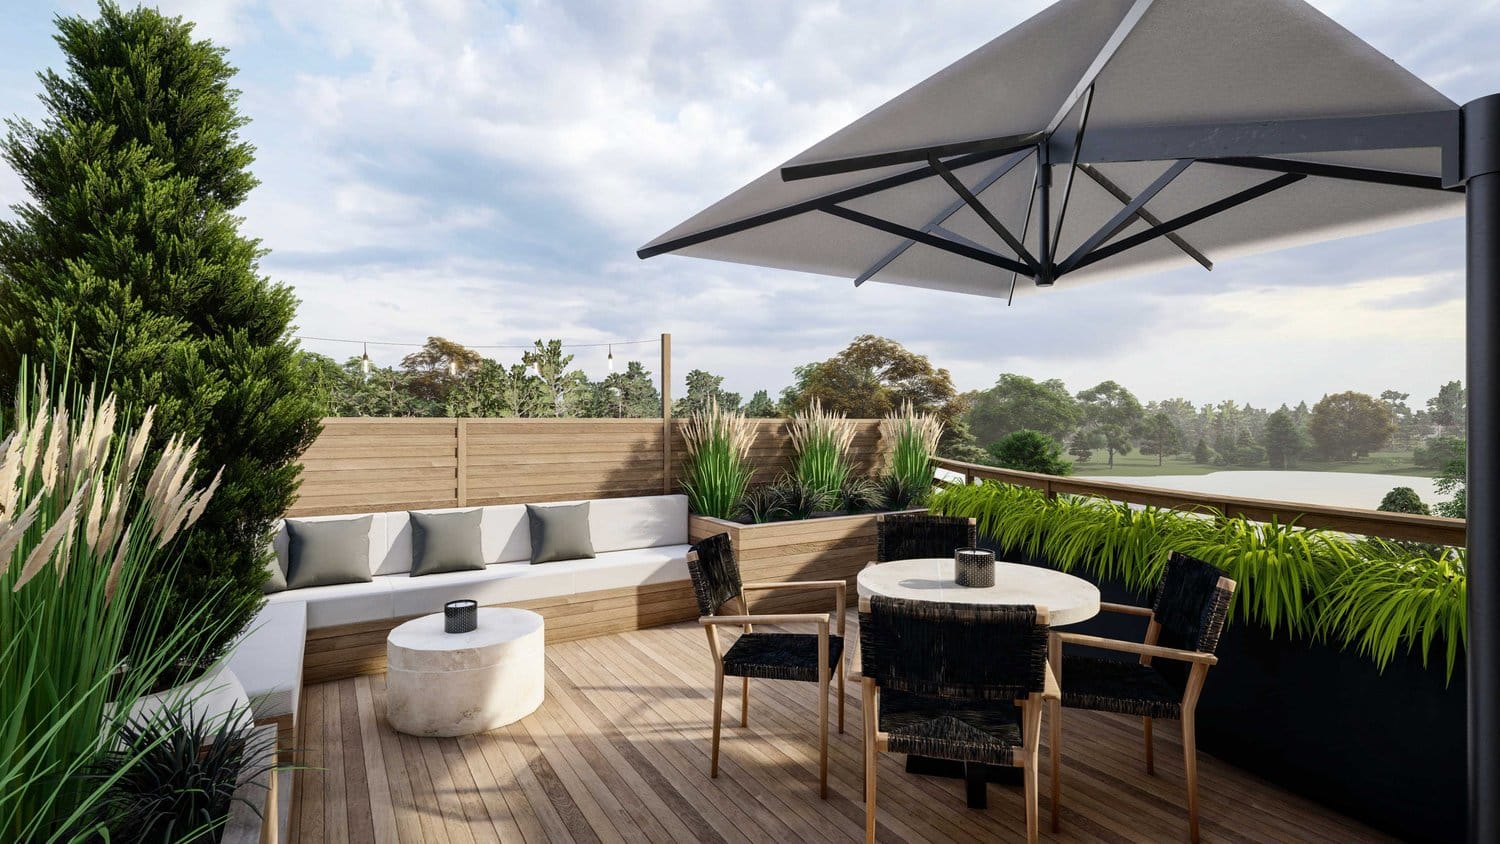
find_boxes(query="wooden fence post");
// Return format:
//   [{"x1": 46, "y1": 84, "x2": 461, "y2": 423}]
[
  {"x1": 456, "y1": 418, "x2": 468, "y2": 507},
  {"x1": 661, "y1": 333, "x2": 672, "y2": 494}
]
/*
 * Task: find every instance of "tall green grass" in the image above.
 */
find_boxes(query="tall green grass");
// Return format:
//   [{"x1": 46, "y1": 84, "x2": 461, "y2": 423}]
[
  {"x1": 879, "y1": 401, "x2": 942, "y2": 507},
  {"x1": 680, "y1": 399, "x2": 753, "y2": 519},
  {"x1": 788, "y1": 400, "x2": 855, "y2": 509},
  {"x1": 1, "y1": 363, "x2": 232, "y2": 841},
  {"x1": 931, "y1": 481, "x2": 1467, "y2": 678}
]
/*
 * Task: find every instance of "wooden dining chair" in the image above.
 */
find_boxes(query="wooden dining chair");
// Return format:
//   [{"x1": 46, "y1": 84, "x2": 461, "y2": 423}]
[
  {"x1": 875, "y1": 513, "x2": 977, "y2": 562},
  {"x1": 686, "y1": 532, "x2": 846, "y2": 798},
  {"x1": 1049, "y1": 551, "x2": 1237, "y2": 843},
  {"x1": 851, "y1": 513, "x2": 978, "y2": 673},
  {"x1": 859, "y1": 595, "x2": 1058, "y2": 844}
]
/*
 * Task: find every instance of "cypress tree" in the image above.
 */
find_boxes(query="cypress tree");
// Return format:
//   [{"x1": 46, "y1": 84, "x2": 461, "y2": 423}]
[{"x1": 0, "y1": 2, "x2": 322, "y2": 672}]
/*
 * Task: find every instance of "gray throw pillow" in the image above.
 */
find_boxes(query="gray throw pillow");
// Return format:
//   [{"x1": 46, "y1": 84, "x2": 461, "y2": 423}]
[
  {"x1": 409, "y1": 509, "x2": 485, "y2": 577},
  {"x1": 263, "y1": 552, "x2": 287, "y2": 594},
  {"x1": 286, "y1": 516, "x2": 375, "y2": 589},
  {"x1": 526, "y1": 502, "x2": 595, "y2": 564}
]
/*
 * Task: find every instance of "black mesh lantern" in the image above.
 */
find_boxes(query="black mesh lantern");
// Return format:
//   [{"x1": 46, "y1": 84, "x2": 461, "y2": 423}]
[
  {"x1": 445, "y1": 599, "x2": 478, "y2": 633},
  {"x1": 955, "y1": 548, "x2": 995, "y2": 588}
]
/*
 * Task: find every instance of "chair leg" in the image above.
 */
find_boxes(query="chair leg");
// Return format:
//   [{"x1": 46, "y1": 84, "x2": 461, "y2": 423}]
[
  {"x1": 711, "y1": 670, "x2": 725, "y2": 778},
  {"x1": 741, "y1": 677, "x2": 749, "y2": 727},
  {"x1": 837, "y1": 658, "x2": 846, "y2": 734},
  {"x1": 1024, "y1": 759, "x2": 1039, "y2": 844},
  {"x1": 1049, "y1": 698, "x2": 1062, "y2": 833},
  {"x1": 1143, "y1": 716, "x2": 1155, "y2": 774},
  {"x1": 819, "y1": 674, "x2": 830, "y2": 799},
  {"x1": 1184, "y1": 713, "x2": 1200, "y2": 844},
  {"x1": 863, "y1": 681, "x2": 877, "y2": 844}
]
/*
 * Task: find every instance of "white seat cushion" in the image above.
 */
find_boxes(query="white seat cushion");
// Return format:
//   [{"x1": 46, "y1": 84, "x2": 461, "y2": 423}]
[
  {"x1": 265, "y1": 578, "x2": 395, "y2": 628},
  {"x1": 387, "y1": 561, "x2": 573, "y2": 619},
  {"x1": 227, "y1": 601, "x2": 307, "y2": 723},
  {"x1": 570, "y1": 545, "x2": 692, "y2": 592},
  {"x1": 587, "y1": 495, "x2": 689, "y2": 553}
]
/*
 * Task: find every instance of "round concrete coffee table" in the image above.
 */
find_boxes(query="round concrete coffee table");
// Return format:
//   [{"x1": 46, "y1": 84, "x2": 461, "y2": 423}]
[{"x1": 385, "y1": 607, "x2": 545, "y2": 737}]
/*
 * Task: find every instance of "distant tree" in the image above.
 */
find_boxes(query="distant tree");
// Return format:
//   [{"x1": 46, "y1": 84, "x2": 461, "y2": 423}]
[
  {"x1": 523, "y1": 339, "x2": 590, "y2": 417},
  {"x1": 579, "y1": 360, "x2": 660, "y2": 418},
  {"x1": 987, "y1": 430, "x2": 1072, "y2": 475},
  {"x1": 781, "y1": 335, "x2": 973, "y2": 456},
  {"x1": 446, "y1": 359, "x2": 550, "y2": 417},
  {"x1": 1224, "y1": 429, "x2": 1266, "y2": 466},
  {"x1": 400, "y1": 337, "x2": 484, "y2": 404},
  {"x1": 1076, "y1": 380, "x2": 1143, "y2": 469},
  {"x1": 1137, "y1": 411, "x2": 1183, "y2": 466},
  {"x1": 674, "y1": 368, "x2": 742, "y2": 416},
  {"x1": 1309, "y1": 391, "x2": 1396, "y2": 460},
  {"x1": 1435, "y1": 458, "x2": 1467, "y2": 518},
  {"x1": 1192, "y1": 437, "x2": 1213, "y2": 464},
  {"x1": 968, "y1": 374, "x2": 1081, "y2": 444},
  {"x1": 1262, "y1": 405, "x2": 1306, "y2": 470},
  {"x1": 1378, "y1": 486, "x2": 1431, "y2": 516},
  {"x1": 1426, "y1": 381, "x2": 1466, "y2": 436},
  {"x1": 742, "y1": 389, "x2": 777, "y2": 417},
  {"x1": 1415, "y1": 436, "x2": 1466, "y2": 470},
  {"x1": 1069, "y1": 430, "x2": 1102, "y2": 463}
]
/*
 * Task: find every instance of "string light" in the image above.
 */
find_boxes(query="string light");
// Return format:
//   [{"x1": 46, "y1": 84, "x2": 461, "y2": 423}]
[
  {"x1": 607, "y1": 344, "x2": 614, "y2": 372},
  {"x1": 296, "y1": 334, "x2": 659, "y2": 351},
  {"x1": 448, "y1": 360, "x2": 458, "y2": 377},
  {"x1": 360, "y1": 343, "x2": 372, "y2": 379}
]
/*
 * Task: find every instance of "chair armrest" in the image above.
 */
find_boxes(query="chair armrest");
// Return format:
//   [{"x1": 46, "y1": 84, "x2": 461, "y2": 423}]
[
  {"x1": 1056, "y1": 631, "x2": 1218, "y2": 665},
  {"x1": 1099, "y1": 602, "x2": 1154, "y2": 618},
  {"x1": 701, "y1": 613, "x2": 830, "y2": 628},
  {"x1": 1044, "y1": 663, "x2": 1061, "y2": 701},
  {"x1": 742, "y1": 580, "x2": 846, "y2": 592}
]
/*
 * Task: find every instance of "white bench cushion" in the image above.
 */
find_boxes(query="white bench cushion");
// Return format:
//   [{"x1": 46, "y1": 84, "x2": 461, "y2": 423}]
[
  {"x1": 227, "y1": 600, "x2": 307, "y2": 723},
  {"x1": 265, "y1": 578, "x2": 395, "y2": 628}
]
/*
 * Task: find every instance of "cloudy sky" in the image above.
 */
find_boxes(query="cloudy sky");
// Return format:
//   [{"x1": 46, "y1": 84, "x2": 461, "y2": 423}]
[{"x1": 2, "y1": 0, "x2": 1497, "y2": 409}]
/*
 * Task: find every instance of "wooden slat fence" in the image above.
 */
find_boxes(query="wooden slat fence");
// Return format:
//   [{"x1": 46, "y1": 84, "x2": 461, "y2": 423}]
[{"x1": 290, "y1": 417, "x2": 888, "y2": 517}]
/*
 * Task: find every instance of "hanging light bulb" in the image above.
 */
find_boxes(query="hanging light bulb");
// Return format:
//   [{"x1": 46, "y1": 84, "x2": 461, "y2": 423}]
[
  {"x1": 360, "y1": 343, "x2": 372, "y2": 379},
  {"x1": 607, "y1": 344, "x2": 614, "y2": 372}
]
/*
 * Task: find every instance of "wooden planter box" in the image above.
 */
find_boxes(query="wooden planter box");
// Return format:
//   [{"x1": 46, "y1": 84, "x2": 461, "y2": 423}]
[
  {"x1": 221, "y1": 723, "x2": 279, "y2": 844},
  {"x1": 689, "y1": 511, "x2": 921, "y2": 614}
]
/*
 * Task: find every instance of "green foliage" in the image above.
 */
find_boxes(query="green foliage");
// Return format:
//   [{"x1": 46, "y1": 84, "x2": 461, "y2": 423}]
[
  {"x1": 1, "y1": 364, "x2": 235, "y2": 841},
  {"x1": 876, "y1": 472, "x2": 927, "y2": 512},
  {"x1": 880, "y1": 402, "x2": 942, "y2": 504},
  {"x1": 1263, "y1": 406, "x2": 1306, "y2": 470},
  {"x1": 87, "y1": 702, "x2": 276, "y2": 843},
  {"x1": 986, "y1": 430, "x2": 1071, "y2": 476},
  {"x1": 769, "y1": 476, "x2": 826, "y2": 520},
  {"x1": 679, "y1": 401, "x2": 752, "y2": 519},
  {"x1": 836, "y1": 476, "x2": 882, "y2": 514},
  {"x1": 1310, "y1": 391, "x2": 1396, "y2": 460},
  {"x1": 1135, "y1": 411, "x2": 1182, "y2": 466},
  {"x1": 742, "y1": 389, "x2": 777, "y2": 418},
  {"x1": 788, "y1": 400, "x2": 855, "y2": 508},
  {"x1": 735, "y1": 486, "x2": 788, "y2": 524},
  {"x1": 445, "y1": 359, "x2": 550, "y2": 418},
  {"x1": 1069, "y1": 430, "x2": 1101, "y2": 463},
  {"x1": 1425, "y1": 380, "x2": 1466, "y2": 434},
  {"x1": 1192, "y1": 437, "x2": 1213, "y2": 464},
  {"x1": 1415, "y1": 435, "x2": 1465, "y2": 469},
  {"x1": 968, "y1": 374, "x2": 1080, "y2": 443},
  {"x1": 1434, "y1": 458, "x2": 1467, "y2": 519},
  {"x1": 674, "y1": 369, "x2": 741, "y2": 417},
  {"x1": 400, "y1": 337, "x2": 483, "y2": 405},
  {"x1": 931, "y1": 481, "x2": 1466, "y2": 678},
  {"x1": 0, "y1": 3, "x2": 323, "y2": 670},
  {"x1": 1378, "y1": 486, "x2": 1431, "y2": 516},
  {"x1": 580, "y1": 360, "x2": 661, "y2": 418},
  {"x1": 1076, "y1": 381, "x2": 1142, "y2": 469}
]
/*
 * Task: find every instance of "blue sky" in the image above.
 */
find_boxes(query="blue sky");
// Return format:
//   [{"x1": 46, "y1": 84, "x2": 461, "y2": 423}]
[{"x1": 2, "y1": 0, "x2": 1497, "y2": 409}]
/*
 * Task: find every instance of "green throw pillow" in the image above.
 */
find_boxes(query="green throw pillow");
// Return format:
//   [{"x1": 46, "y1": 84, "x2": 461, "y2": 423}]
[
  {"x1": 526, "y1": 502, "x2": 596, "y2": 564},
  {"x1": 286, "y1": 516, "x2": 375, "y2": 589},
  {"x1": 409, "y1": 509, "x2": 485, "y2": 577}
]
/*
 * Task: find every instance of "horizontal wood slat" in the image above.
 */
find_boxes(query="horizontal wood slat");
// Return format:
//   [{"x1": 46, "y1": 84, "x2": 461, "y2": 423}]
[{"x1": 290, "y1": 417, "x2": 888, "y2": 516}]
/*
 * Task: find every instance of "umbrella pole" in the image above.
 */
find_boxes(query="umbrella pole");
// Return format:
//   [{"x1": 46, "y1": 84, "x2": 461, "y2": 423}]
[{"x1": 1463, "y1": 92, "x2": 1500, "y2": 844}]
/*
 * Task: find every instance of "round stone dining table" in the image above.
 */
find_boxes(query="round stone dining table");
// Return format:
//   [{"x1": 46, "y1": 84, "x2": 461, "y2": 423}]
[{"x1": 857, "y1": 557, "x2": 1101, "y2": 624}]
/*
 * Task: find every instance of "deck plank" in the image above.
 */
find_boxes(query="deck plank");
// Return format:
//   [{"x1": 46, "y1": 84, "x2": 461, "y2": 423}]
[{"x1": 292, "y1": 616, "x2": 1395, "y2": 843}]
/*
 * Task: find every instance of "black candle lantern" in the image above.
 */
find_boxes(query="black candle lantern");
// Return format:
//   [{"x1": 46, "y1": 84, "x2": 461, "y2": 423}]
[
  {"x1": 445, "y1": 599, "x2": 478, "y2": 633},
  {"x1": 955, "y1": 548, "x2": 995, "y2": 588}
]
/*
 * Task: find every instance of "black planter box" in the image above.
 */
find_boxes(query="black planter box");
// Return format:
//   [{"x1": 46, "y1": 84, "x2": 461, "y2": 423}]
[{"x1": 987, "y1": 542, "x2": 1466, "y2": 843}]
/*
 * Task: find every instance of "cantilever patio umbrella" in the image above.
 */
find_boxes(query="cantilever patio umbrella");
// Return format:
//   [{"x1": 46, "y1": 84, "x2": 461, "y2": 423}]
[{"x1": 638, "y1": 0, "x2": 1499, "y2": 839}]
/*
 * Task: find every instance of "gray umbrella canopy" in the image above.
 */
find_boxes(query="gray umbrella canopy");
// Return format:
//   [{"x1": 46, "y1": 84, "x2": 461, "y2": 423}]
[{"x1": 638, "y1": 0, "x2": 1462, "y2": 300}]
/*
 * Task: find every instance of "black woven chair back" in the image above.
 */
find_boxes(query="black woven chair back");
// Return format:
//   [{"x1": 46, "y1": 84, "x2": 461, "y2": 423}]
[
  {"x1": 1152, "y1": 551, "x2": 1233, "y2": 654},
  {"x1": 859, "y1": 596, "x2": 1048, "y2": 703},
  {"x1": 876, "y1": 514, "x2": 977, "y2": 563},
  {"x1": 687, "y1": 532, "x2": 742, "y2": 617}
]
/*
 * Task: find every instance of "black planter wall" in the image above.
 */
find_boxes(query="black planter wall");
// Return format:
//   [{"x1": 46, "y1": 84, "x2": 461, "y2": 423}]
[{"x1": 986, "y1": 542, "x2": 1466, "y2": 843}]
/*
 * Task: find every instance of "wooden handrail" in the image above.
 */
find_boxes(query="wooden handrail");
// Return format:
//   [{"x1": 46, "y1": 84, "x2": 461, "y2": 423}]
[{"x1": 931, "y1": 457, "x2": 1467, "y2": 547}]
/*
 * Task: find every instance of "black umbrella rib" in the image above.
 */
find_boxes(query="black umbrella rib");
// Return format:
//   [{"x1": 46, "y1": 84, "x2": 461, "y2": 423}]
[
  {"x1": 928, "y1": 155, "x2": 1039, "y2": 271},
  {"x1": 1056, "y1": 159, "x2": 1193, "y2": 276},
  {"x1": 636, "y1": 147, "x2": 1018, "y2": 260},
  {"x1": 1079, "y1": 164, "x2": 1212, "y2": 269},
  {"x1": 821, "y1": 204, "x2": 1033, "y2": 276},
  {"x1": 1069, "y1": 172, "x2": 1306, "y2": 273},
  {"x1": 780, "y1": 132, "x2": 1043, "y2": 182},
  {"x1": 1203, "y1": 157, "x2": 1457, "y2": 192}
]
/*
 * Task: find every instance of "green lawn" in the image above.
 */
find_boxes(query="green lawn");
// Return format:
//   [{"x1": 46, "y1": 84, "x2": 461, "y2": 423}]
[{"x1": 1068, "y1": 449, "x2": 1438, "y2": 478}]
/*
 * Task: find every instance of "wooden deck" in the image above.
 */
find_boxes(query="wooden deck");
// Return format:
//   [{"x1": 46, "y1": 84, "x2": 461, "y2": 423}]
[{"x1": 290, "y1": 618, "x2": 1392, "y2": 843}]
